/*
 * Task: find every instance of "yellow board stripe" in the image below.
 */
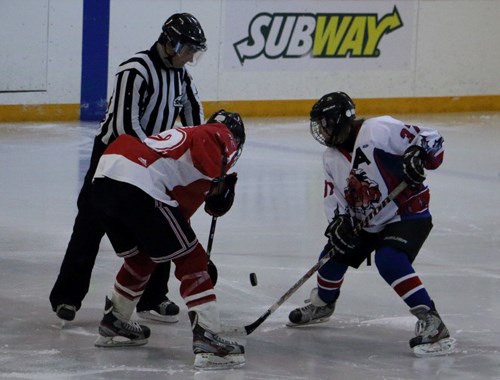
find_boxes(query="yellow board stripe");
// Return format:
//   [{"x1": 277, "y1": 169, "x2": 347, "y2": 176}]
[
  {"x1": 204, "y1": 95, "x2": 500, "y2": 118},
  {"x1": 1, "y1": 95, "x2": 500, "y2": 122},
  {"x1": 0, "y1": 104, "x2": 80, "y2": 122}
]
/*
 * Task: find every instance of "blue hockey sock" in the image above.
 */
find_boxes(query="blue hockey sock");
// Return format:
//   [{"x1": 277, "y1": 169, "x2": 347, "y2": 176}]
[
  {"x1": 374, "y1": 246, "x2": 433, "y2": 309},
  {"x1": 317, "y1": 249, "x2": 347, "y2": 304}
]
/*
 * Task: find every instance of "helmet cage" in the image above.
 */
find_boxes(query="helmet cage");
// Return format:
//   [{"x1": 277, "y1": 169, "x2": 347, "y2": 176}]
[{"x1": 309, "y1": 92, "x2": 355, "y2": 147}]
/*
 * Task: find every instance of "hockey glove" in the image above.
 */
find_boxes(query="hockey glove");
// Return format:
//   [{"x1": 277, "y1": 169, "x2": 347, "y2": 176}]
[
  {"x1": 402, "y1": 146, "x2": 426, "y2": 188},
  {"x1": 204, "y1": 173, "x2": 238, "y2": 217},
  {"x1": 325, "y1": 214, "x2": 359, "y2": 255}
]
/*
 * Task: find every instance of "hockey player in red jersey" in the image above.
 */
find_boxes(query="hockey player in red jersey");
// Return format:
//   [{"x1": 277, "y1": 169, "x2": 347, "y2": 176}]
[
  {"x1": 288, "y1": 92, "x2": 455, "y2": 357},
  {"x1": 91, "y1": 110, "x2": 245, "y2": 369}
]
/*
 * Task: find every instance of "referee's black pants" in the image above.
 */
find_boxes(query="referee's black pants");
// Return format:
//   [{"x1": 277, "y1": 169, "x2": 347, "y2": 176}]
[{"x1": 49, "y1": 137, "x2": 171, "y2": 312}]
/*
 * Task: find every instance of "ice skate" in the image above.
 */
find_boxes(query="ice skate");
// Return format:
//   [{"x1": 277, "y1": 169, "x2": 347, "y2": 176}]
[
  {"x1": 55, "y1": 304, "x2": 76, "y2": 321},
  {"x1": 409, "y1": 304, "x2": 456, "y2": 357},
  {"x1": 95, "y1": 297, "x2": 151, "y2": 348},
  {"x1": 137, "y1": 297, "x2": 180, "y2": 323},
  {"x1": 189, "y1": 311, "x2": 245, "y2": 370},
  {"x1": 287, "y1": 288, "x2": 337, "y2": 326}
]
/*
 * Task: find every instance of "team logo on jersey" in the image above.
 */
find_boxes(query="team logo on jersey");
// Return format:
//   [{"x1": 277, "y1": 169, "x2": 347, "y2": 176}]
[
  {"x1": 174, "y1": 96, "x2": 183, "y2": 108},
  {"x1": 421, "y1": 135, "x2": 444, "y2": 155},
  {"x1": 233, "y1": 6, "x2": 403, "y2": 65},
  {"x1": 344, "y1": 168, "x2": 381, "y2": 210}
]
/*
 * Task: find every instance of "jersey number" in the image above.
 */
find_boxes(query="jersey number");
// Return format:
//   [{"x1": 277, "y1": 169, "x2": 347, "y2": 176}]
[
  {"x1": 400, "y1": 124, "x2": 421, "y2": 143},
  {"x1": 324, "y1": 180, "x2": 334, "y2": 198}
]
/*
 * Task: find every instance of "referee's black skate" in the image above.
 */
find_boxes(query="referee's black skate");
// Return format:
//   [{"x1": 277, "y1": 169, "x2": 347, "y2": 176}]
[
  {"x1": 409, "y1": 304, "x2": 456, "y2": 357},
  {"x1": 95, "y1": 297, "x2": 151, "y2": 348},
  {"x1": 55, "y1": 304, "x2": 76, "y2": 321},
  {"x1": 288, "y1": 288, "x2": 337, "y2": 326},
  {"x1": 189, "y1": 311, "x2": 245, "y2": 370},
  {"x1": 137, "y1": 297, "x2": 180, "y2": 323}
]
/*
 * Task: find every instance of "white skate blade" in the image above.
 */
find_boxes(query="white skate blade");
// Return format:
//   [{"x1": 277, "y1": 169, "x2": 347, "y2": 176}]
[
  {"x1": 136, "y1": 310, "x2": 179, "y2": 324},
  {"x1": 413, "y1": 337, "x2": 457, "y2": 357},
  {"x1": 194, "y1": 353, "x2": 245, "y2": 370},
  {"x1": 94, "y1": 335, "x2": 148, "y2": 348},
  {"x1": 286, "y1": 316, "x2": 331, "y2": 327},
  {"x1": 51, "y1": 319, "x2": 67, "y2": 330}
]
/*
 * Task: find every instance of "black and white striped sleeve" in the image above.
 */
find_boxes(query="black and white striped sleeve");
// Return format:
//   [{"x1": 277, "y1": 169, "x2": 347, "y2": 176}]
[
  {"x1": 108, "y1": 68, "x2": 149, "y2": 140},
  {"x1": 179, "y1": 69, "x2": 204, "y2": 127}
]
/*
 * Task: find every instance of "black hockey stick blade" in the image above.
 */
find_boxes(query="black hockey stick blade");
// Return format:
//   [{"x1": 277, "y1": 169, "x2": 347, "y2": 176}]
[{"x1": 244, "y1": 310, "x2": 271, "y2": 335}]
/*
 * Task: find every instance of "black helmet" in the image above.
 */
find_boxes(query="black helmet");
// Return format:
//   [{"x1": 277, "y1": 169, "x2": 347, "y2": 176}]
[
  {"x1": 310, "y1": 92, "x2": 356, "y2": 147},
  {"x1": 159, "y1": 13, "x2": 207, "y2": 52},
  {"x1": 207, "y1": 109, "x2": 246, "y2": 163}
]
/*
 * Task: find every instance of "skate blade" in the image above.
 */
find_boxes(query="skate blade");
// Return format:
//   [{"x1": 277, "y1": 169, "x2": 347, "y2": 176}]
[
  {"x1": 194, "y1": 353, "x2": 245, "y2": 370},
  {"x1": 286, "y1": 316, "x2": 331, "y2": 327},
  {"x1": 51, "y1": 319, "x2": 67, "y2": 330},
  {"x1": 94, "y1": 335, "x2": 148, "y2": 348},
  {"x1": 136, "y1": 311, "x2": 179, "y2": 324},
  {"x1": 413, "y1": 337, "x2": 457, "y2": 357}
]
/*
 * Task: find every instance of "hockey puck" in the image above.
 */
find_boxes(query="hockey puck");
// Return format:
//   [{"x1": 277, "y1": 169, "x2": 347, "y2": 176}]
[{"x1": 249, "y1": 272, "x2": 258, "y2": 286}]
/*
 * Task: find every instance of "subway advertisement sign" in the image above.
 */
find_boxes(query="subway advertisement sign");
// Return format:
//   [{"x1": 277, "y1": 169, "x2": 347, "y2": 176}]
[{"x1": 224, "y1": 1, "x2": 415, "y2": 71}]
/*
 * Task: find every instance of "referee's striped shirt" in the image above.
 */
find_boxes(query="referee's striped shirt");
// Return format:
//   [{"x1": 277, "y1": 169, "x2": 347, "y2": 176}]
[{"x1": 97, "y1": 43, "x2": 204, "y2": 145}]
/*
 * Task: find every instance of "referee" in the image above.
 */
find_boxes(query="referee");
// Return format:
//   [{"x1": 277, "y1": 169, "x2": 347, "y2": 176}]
[{"x1": 50, "y1": 13, "x2": 207, "y2": 323}]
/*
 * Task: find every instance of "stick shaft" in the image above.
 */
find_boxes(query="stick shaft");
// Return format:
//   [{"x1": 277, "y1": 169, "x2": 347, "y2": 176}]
[
  {"x1": 207, "y1": 216, "x2": 217, "y2": 257},
  {"x1": 226, "y1": 181, "x2": 407, "y2": 336},
  {"x1": 206, "y1": 156, "x2": 227, "y2": 256}
]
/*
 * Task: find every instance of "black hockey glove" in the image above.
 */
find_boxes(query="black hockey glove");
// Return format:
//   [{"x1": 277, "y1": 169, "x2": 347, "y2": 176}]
[
  {"x1": 325, "y1": 214, "x2": 359, "y2": 256},
  {"x1": 204, "y1": 173, "x2": 238, "y2": 217},
  {"x1": 402, "y1": 146, "x2": 426, "y2": 188}
]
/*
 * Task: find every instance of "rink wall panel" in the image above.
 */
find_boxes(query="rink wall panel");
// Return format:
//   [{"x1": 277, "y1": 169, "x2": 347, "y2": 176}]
[{"x1": 1, "y1": 0, "x2": 500, "y2": 121}]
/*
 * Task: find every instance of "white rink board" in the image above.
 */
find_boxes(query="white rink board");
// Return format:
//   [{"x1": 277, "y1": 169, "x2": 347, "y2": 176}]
[{"x1": 1, "y1": 0, "x2": 500, "y2": 106}]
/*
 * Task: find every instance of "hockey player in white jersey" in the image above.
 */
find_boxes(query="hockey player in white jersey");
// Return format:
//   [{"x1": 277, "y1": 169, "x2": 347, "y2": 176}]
[{"x1": 288, "y1": 92, "x2": 455, "y2": 357}]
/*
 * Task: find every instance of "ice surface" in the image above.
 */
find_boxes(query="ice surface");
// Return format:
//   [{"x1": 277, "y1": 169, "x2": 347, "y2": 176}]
[{"x1": 1, "y1": 113, "x2": 499, "y2": 379}]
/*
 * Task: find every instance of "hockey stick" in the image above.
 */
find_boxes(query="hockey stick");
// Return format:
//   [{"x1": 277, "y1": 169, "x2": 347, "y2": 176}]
[
  {"x1": 223, "y1": 181, "x2": 408, "y2": 336},
  {"x1": 206, "y1": 156, "x2": 229, "y2": 286},
  {"x1": 207, "y1": 216, "x2": 217, "y2": 257},
  {"x1": 206, "y1": 155, "x2": 227, "y2": 257}
]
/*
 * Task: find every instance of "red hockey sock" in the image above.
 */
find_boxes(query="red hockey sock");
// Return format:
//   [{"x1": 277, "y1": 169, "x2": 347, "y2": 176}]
[
  {"x1": 173, "y1": 244, "x2": 215, "y2": 309},
  {"x1": 115, "y1": 252, "x2": 157, "y2": 301}
]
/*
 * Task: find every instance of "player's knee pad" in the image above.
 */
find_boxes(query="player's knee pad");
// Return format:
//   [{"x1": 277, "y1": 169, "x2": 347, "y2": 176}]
[
  {"x1": 116, "y1": 253, "x2": 156, "y2": 299},
  {"x1": 173, "y1": 244, "x2": 208, "y2": 280},
  {"x1": 122, "y1": 251, "x2": 156, "y2": 278},
  {"x1": 375, "y1": 246, "x2": 414, "y2": 283},
  {"x1": 174, "y1": 244, "x2": 215, "y2": 307}
]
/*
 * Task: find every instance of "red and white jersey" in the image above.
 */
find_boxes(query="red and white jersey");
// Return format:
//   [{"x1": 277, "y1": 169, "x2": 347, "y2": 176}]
[
  {"x1": 323, "y1": 116, "x2": 444, "y2": 232},
  {"x1": 93, "y1": 123, "x2": 239, "y2": 219}
]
